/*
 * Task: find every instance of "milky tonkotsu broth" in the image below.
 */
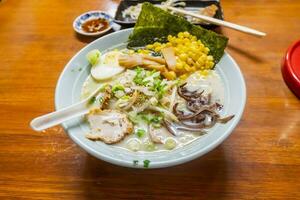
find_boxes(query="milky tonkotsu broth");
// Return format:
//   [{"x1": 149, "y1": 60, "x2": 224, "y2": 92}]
[
  {"x1": 185, "y1": 71, "x2": 225, "y2": 104},
  {"x1": 81, "y1": 50, "x2": 225, "y2": 152}
]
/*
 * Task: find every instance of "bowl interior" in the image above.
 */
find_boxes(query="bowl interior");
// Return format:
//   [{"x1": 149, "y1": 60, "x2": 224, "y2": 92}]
[{"x1": 55, "y1": 28, "x2": 246, "y2": 168}]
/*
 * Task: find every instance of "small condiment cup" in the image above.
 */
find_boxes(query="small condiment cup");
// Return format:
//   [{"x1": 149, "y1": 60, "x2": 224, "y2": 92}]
[{"x1": 73, "y1": 10, "x2": 115, "y2": 36}]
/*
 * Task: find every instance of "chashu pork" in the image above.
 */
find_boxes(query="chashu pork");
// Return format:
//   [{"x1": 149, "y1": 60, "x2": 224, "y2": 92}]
[{"x1": 86, "y1": 109, "x2": 133, "y2": 144}]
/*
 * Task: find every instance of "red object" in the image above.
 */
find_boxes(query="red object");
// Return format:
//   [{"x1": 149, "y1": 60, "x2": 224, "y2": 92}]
[{"x1": 282, "y1": 39, "x2": 300, "y2": 98}]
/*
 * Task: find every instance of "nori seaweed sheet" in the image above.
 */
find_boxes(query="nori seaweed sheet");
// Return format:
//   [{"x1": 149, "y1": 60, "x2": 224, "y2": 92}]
[{"x1": 128, "y1": 2, "x2": 228, "y2": 63}]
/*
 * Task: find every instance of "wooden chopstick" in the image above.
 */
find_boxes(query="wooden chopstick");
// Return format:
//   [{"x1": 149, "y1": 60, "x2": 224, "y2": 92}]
[{"x1": 166, "y1": 6, "x2": 266, "y2": 37}]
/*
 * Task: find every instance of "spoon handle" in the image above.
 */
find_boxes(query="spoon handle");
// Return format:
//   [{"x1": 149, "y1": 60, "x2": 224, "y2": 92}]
[
  {"x1": 111, "y1": 22, "x2": 121, "y2": 31},
  {"x1": 30, "y1": 101, "x2": 88, "y2": 131}
]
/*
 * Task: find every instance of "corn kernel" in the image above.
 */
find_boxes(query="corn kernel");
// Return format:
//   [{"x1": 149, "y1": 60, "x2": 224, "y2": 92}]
[
  {"x1": 184, "y1": 64, "x2": 191, "y2": 71},
  {"x1": 138, "y1": 49, "x2": 150, "y2": 54},
  {"x1": 179, "y1": 74, "x2": 188, "y2": 80},
  {"x1": 176, "y1": 61, "x2": 184, "y2": 69},
  {"x1": 204, "y1": 47, "x2": 210, "y2": 54},
  {"x1": 191, "y1": 36, "x2": 197, "y2": 41},
  {"x1": 163, "y1": 71, "x2": 177, "y2": 80},
  {"x1": 154, "y1": 47, "x2": 161, "y2": 52},
  {"x1": 207, "y1": 61, "x2": 214, "y2": 69},
  {"x1": 176, "y1": 44, "x2": 182, "y2": 49},
  {"x1": 182, "y1": 46, "x2": 189, "y2": 52},
  {"x1": 169, "y1": 71, "x2": 177, "y2": 79},
  {"x1": 146, "y1": 45, "x2": 151, "y2": 49},
  {"x1": 169, "y1": 37, "x2": 175, "y2": 43},
  {"x1": 190, "y1": 66, "x2": 197, "y2": 72},
  {"x1": 186, "y1": 51, "x2": 192, "y2": 56},
  {"x1": 191, "y1": 54, "x2": 198, "y2": 61},
  {"x1": 198, "y1": 41, "x2": 204, "y2": 48},
  {"x1": 166, "y1": 42, "x2": 172, "y2": 47},
  {"x1": 199, "y1": 54, "x2": 207, "y2": 60},
  {"x1": 183, "y1": 38, "x2": 190, "y2": 44},
  {"x1": 207, "y1": 55, "x2": 213, "y2": 61},
  {"x1": 178, "y1": 32, "x2": 184, "y2": 38},
  {"x1": 195, "y1": 61, "x2": 201, "y2": 68},
  {"x1": 187, "y1": 58, "x2": 194, "y2": 65},
  {"x1": 199, "y1": 69, "x2": 210, "y2": 76},
  {"x1": 191, "y1": 41, "x2": 197, "y2": 46},
  {"x1": 179, "y1": 53, "x2": 188, "y2": 61},
  {"x1": 153, "y1": 42, "x2": 161, "y2": 47},
  {"x1": 183, "y1": 31, "x2": 190, "y2": 38}
]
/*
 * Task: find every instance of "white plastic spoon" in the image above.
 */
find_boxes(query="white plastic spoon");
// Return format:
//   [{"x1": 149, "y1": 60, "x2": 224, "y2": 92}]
[
  {"x1": 111, "y1": 22, "x2": 121, "y2": 32},
  {"x1": 30, "y1": 86, "x2": 103, "y2": 131}
]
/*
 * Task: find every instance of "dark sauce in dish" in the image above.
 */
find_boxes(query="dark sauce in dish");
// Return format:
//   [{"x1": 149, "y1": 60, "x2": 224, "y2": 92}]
[{"x1": 82, "y1": 18, "x2": 109, "y2": 33}]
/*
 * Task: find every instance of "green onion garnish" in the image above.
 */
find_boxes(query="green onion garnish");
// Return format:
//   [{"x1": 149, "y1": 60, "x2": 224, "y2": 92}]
[{"x1": 143, "y1": 160, "x2": 150, "y2": 168}]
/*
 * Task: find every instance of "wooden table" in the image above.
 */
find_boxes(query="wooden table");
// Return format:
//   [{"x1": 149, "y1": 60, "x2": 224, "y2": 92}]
[{"x1": 1, "y1": 0, "x2": 299, "y2": 199}]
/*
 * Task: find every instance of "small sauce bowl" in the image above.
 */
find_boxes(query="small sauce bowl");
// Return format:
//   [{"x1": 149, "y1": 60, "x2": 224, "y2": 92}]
[{"x1": 73, "y1": 11, "x2": 113, "y2": 36}]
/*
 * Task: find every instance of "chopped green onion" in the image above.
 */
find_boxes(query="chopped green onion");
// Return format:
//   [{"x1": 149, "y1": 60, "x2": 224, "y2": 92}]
[
  {"x1": 112, "y1": 84, "x2": 125, "y2": 93},
  {"x1": 139, "y1": 113, "x2": 163, "y2": 127},
  {"x1": 164, "y1": 138, "x2": 177, "y2": 150},
  {"x1": 151, "y1": 115, "x2": 163, "y2": 124},
  {"x1": 141, "y1": 114, "x2": 151, "y2": 123},
  {"x1": 151, "y1": 78, "x2": 167, "y2": 99},
  {"x1": 121, "y1": 95, "x2": 130, "y2": 100},
  {"x1": 133, "y1": 67, "x2": 145, "y2": 85},
  {"x1": 143, "y1": 160, "x2": 150, "y2": 168},
  {"x1": 86, "y1": 49, "x2": 101, "y2": 65},
  {"x1": 133, "y1": 160, "x2": 139, "y2": 166},
  {"x1": 135, "y1": 129, "x2": 146, "y2": 138},
  {"x1": 128, "y1": 112, "x2": 142, "y2": 124},
  {"x1": 88, "y1": 96, "x2": 96, "y2": 105}
]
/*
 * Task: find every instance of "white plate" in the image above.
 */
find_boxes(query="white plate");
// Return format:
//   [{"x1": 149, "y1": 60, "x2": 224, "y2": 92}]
[{"x1": 55, "y1": 28, "x2": 246, "y2": 168}]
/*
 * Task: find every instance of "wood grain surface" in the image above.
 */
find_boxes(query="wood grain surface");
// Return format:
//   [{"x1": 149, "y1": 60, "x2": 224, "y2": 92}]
[{"x1": 0, "y1": 0, "x2": 300, "y2": 199}]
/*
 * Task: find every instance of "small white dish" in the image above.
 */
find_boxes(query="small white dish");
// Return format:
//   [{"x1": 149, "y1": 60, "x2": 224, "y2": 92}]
[
  {"x1": 55, "y1": 28, "x2": 246, "y2": 168},
  {"x1": 73, "y1": 11, "x2": 114, "y2": 36}
]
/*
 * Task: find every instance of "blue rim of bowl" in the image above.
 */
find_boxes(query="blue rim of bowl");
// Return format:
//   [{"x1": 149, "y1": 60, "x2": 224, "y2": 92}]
[
  {"x1": 73, "y1": 10, "x2": 113, "y2": 36},
  {"x1": 55, "y1": 29, "x2": 247, "y2": 168}
]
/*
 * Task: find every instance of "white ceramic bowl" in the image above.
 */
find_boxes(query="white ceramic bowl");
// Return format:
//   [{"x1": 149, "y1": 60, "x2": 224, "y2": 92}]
[
  {"x1": 73, "y1": 11, "x2": 113, "y2": 36},
  {"x1": 55, "y1": 28, "x2": 246, "y2": 168}
]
